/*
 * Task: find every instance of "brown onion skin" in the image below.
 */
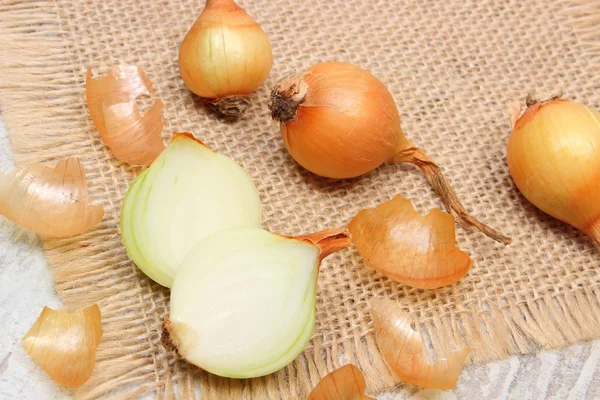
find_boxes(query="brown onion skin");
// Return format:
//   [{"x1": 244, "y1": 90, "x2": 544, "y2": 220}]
[
  {"x1": 179, "y1": 0, "x2": 272, "y2": 100},
  {"x1": 508, "y1": 99, "x2": 600, "y2": 243},
  {"x1": 278, "y1": 62, "x2": 408, "y2": 179},
  {"x1": 270, "y1": 62, "x2": 510, "y2": 244},
  {"x1": 348, "y1": 195, "x2": 473, "y2": 289}
]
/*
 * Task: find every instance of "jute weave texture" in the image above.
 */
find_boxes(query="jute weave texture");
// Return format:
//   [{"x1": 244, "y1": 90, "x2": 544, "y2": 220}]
[{"x1": 1, "y1": 0, "x2": 599, "y2": 398}]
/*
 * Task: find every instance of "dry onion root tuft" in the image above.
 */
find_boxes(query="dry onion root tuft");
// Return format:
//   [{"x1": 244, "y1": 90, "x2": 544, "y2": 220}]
[
  {"x1": 348, "y1": 194, "x2": 472, "y2": 289},
  {"x1": 21, "y1": 305, "x2": 103, "y2": 388},
  {"x1": 307, "y1": 364, "x2": 375, "y2": 400},
  {"x1": 371, "y1": 298, "x2": 469, "y2": 390},
  {"x1": 86, "y1": 65, "x2": 165, "y2": 166},
  {"x1": 0, "y1": 158, "x2": 104, "y2": 237},
  {"x1": 507, "y1": 95, "x2": 600, "y2": 243},
  {"x1": 178, "y1": 0, "x2": 273, "y2": 117},
  {"x1": 269, "y1": 62, "x2": 510, "y2": 244}
]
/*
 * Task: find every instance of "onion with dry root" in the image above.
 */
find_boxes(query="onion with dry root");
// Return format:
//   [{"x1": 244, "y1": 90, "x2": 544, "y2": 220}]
[
  {"x1": 307, "y1": 364, "x2": 375, "y2": 400},
  {"x1": 348, "y1": 194, "x2": 472, "y2": 289},
  {"x1": 166, "y1": 227, "x2": 351, "y2": 378},
  {"x1": 86, "y1": 65, "x2": 165, "y2": 166},
  {"x1": 179, "y1": 0, "x2": 273, "y2": 117},
  {"x1": 269, "y1": 62, "x2": 510, "y2": 244},
  {"x1": 508, "y1": 95, "x2": 600, "y2": 243},
  {"x1": 121, "y1": 132, "x2": 262, "y2": 287},
  {"x1": 0, "y1": 158, "x2": 103, "y2": 237},
  {"x1": 21, "y1": 305, "x2": 103, "y2": 388},
  {"x1": 371, "y1": 298, "x2": 469, "y2": 390}
]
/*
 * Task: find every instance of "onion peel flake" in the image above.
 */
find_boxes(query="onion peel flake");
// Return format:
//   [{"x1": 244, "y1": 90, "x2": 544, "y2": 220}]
[
  {"x1": 348, "y1": 194, "x2": 473, "y2": 289},
  {"x1": 0, "y1": 158, "x2": 104, "y2": 237},
  {"x1": 86, "y1": 65, "x2": 165, "y2": 166},
  {"x1": 307, "y1": 364, "x2": 375, "y2": 400},
  {"x1": 21, "y1": 305, "x2": 103, "y2": 388},
  {"x1": 371, "y1": 298, "x2": 469, "y2": 390}
]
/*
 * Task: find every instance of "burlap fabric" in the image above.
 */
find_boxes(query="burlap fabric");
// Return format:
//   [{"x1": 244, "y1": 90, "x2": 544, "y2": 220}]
[{"x1": 1, "y1": 0, "x2": 599, "y2": 398}]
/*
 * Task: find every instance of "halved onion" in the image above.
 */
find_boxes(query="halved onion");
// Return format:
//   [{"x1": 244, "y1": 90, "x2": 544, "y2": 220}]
[
  {"x1": 21, "y1": 305, "x2": 103, "y2": 388},
  {"x1": 348, "y1": 194, "x2": 472, "y2": 289},
  {"x1": 167, "y1": 227, "x2": 351, "y2": 378},
  {"x1": 86, "y1": 65, "x2": 165, "y2": 165},
  {"x1": 0, "y1": 158, "x2": 104, "y2": 237},
  {"x1": 120, "y1": 132, "x2": 262, "y2": 287},
  {"x1": 308, "y1": 364, "x2": 375, "y2": 400},
  {"x1": 371, "y1": 298, "x2": 469, "y2": 390}
]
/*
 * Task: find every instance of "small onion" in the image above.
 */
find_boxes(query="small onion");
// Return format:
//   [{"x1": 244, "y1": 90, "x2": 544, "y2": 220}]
[
  {"x1": 508, "y1": 95, "x2": 600, "y2": 243},
  {"x1": 179, "y1": 0, "x2": 273, "y2": 117},
  {"x1": 269, "y1": 62, "x2": 510, "y2": 244}
]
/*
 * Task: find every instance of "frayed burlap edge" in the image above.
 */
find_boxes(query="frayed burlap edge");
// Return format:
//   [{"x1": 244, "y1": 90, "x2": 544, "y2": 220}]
[
  {"x1": 560, "y1": 0, "x2": 600, "y2": 65},
  {"x1": 0, "y1": 1, "x2": 167, "y2": 398},
  {"x1": 1, "y1": 0, "x2": 600, "y2": 399}
]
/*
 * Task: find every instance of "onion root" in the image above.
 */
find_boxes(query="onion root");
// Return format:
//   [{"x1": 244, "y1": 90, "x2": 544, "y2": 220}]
[{"x1": 206, "y1": 95, "x2": 250, "y2": 118}]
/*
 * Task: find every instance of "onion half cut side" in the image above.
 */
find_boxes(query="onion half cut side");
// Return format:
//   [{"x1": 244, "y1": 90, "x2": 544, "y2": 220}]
[
  {"x1": 167, "y1": 227, "x2": 351, "y2": 378},
  {"x1": 120, "y1": 132, "x2": 262, "y2": 287}
]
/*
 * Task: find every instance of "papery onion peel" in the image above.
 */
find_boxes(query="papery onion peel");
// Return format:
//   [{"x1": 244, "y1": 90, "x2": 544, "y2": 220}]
[
  {"x1": 348, "y1": 194, "x2": 472, "y2": 289},
  {"x1": 21, "y1": 305, "x2": 103, "y2": 388},
  {"x1": 371, "y1": 298, "x2": 469, "y2": 390},
  {"x1": 86, "y1": 65, "x2": 165, "y2": 165},
  {"x1": 0, "y1": 158, "x2": 104, "y2": 237},
  {"x1": 307, "y1": 364, "x2": 375, "y2": 400}
]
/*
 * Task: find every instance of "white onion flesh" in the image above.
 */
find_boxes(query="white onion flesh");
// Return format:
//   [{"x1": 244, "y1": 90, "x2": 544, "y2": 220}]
[
  {"x1": 169, "y1": 228, "x2": 319, "y2": 378},
  {"x1": 120, "y1": 134, "x2": 262, "y2": 287}
]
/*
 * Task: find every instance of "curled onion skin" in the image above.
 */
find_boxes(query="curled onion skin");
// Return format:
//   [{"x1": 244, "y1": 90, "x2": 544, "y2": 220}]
[
  {"x1": 371, "y1": 298, "x2": 469, "y2": 390},
  {"x1": 0, "y1": 158, "x2": 104, "y2": 237},
  {"x1": 348, "y1": 195, "x2": 472, "y2": 289},
  {"x1": 508, "y1": 97, "x2": 600, "y2": 243},
  {"x1": 269, "y1": 62, "x2": 510, "y2": 244},
  {"x1": 307, "y1": 364, "x2": 375, "y2": 400},
  {"x1": 86, "y1": 65, "x2": 165, "y2": 166},
  {"x1": 86, "y1": 65, "x2": 152, "y2": 131},
  {"x1": 21, "y1": 305, "x2": 103, "y2": 388}
]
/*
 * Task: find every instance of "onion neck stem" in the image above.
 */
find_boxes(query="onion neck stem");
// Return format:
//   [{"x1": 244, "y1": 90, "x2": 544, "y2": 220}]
[
  {"x1": 293, "y1": 227, "x2": 352, "y2": 261},
  {"x1": 392, "y1": 145, "x2": 511, "y2": 245}
]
